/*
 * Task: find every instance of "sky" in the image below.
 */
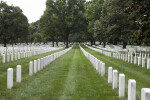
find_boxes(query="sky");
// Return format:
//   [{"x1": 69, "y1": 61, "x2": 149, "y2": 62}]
[{"x1": 1, "y1": 0, "x2": 47, "y2": 23}]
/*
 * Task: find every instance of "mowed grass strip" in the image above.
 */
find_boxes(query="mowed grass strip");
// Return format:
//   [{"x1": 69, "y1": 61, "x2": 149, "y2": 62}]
[
  {"x1": 81, "y1": 44, "x2": 150, "y2": 100},
  {"x1": 0, "y1": 48, "x2": 65, "y2": 92},
  {"x1": 0, "y1": 44, "x2": 119, "y2": 100}
]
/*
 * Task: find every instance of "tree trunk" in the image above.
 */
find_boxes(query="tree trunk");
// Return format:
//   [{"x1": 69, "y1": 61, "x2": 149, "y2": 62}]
[
  {"x1": 66, "y1": 38, "x2": 69, "y2": 48},
  {"x1": 99, "y1": 42, "x2": 101, "y2": 45},
  {"x1": 113, "y1": 41, "x2": 117, "y2": 45},
  {"x1": 3, "y1": 39, "x2": 7, "y2": 47},
  {"x1": 56, "y1": 41, "x2": 58, "y2": 46},
  {"x1": 90, "y1": 41, "x2": 93, "y2": 46},
  {"x1": 103, "y1": 42, "x2": 106, "y2": 48},
  {"x1": 123, "y1": 41, "x2": 127, "y2": 49},
  {"x1": 26, "y1": 41, "x2": 28, "y2": 45},
  {"x1": 52, "y1": 39, "x2": 54, "y2": 47},
  {"x1": 93, "y1": 41, "x2": 96, "y2": 45},
  {"x1": 65, "y1": 32, "x2": 69, "y2": 48}
]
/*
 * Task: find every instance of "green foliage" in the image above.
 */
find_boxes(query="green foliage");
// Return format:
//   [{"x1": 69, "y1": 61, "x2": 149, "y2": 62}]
[
  {"x1": 92, "y1": 0, "x2": 136, "y2": 48},
  {"x1": 39, "y1": 0, "x2": 86, "y2": 48},
  {"x1": 129, "y1": 0, "x2": 150, "y2": 45},
  {"x1": 33, "y1": 33, "x2": 42, "y2": 43},
  {"x1": 0, "y1": 1, "x2": 29, "y2": 46},
  {"x1": 85, "y1": 0, "x2": 104, "y2": 45},
  {"x1": 33, "y1": 37, "x2": 38, "y2": 43}
]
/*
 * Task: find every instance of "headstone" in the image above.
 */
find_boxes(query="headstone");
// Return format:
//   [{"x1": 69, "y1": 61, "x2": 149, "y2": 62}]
[
  {"x1": 15, "y1": 53, "x2": 17, "y2": 60},
  {"x1": 126, "y1": 54, "x2": 128, "y2": 62},
  {"x1": 113, "y1": 70, "x2": 118, "y2": 89},
  {"x1": 16, "y1": 65, "x2": 21, "y2": 83},
  {"x1": 131, "y1": 55, "x2": 133, "y2": 63},
  {"x1": 134, "y1": 56, "x2": 137, "y2": 64},
  {"x1": 108, "y1": 67, "x2": 113, "y2": 83},
  {"x1": 101, "y1": 63, "x2": 105, "y2": 76},
  {"x1": 128, "y1": 55, "x2": 130, "y2": 62},
  {"x1": 11, "y1": 53, "x2": 13, "y2": 61},
  {"x1": 119, "y1": 74, "x2": 125, "y2": 98},
  {"x1": 7, "y1": 54, "x2": 10, "y2": 62},
  {"x1": 138, "y1": 57, "x2": 141, "y2": 66},
  {"x1": 141, "y1": 88, "x2": 150, "y2": 100},
  {"x1": 38, "y1": 59, "x2": 41, "y2": 71},
  {"x1": 98, "y1": 61, "x2": 101, "y2": 74},
  {"x1": 147, "y1": 59, "x2": 150, "y2": 69},
  {"x1": 7, "y1": 68, "x2": 13, "y2": 89},
  {"x1": 142, "y1": 58, "x2": 145, "y2": 67},
  {"x1": 145, "y1": 54, "x2": 147, "y2": 59},
  {"x1": 34, "y1": 60, "x2": 37, "y2": 73},
  {"x1": 40, "y1": 58, "x2": 43, "y2": 70},
  {"x1": 29, "y1": 61, "x2": 33, "y2": 76},
  {"x1": 3, "y1": 54, "x2": 5, "y2": 63},
  {"x1": 18, "y1": 52, "x2": 20, "y2": 59},
  {"x1": 128, "y1": 79, "x2": 136, "y2": 100}
]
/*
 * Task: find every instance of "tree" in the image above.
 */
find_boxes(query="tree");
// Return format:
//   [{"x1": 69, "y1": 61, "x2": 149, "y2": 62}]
[
  {"x1": 97, "y1": 0, "x2": 136, "y2": 48},
  {"x1": 0, "y1": 1, "x2": 29, "y2": 47},
  {"x1": 39, "y1": 0, "x2": 86, "y2": 48},
  {"x1": 33, "y1": 33, "x2": 42, "y2": 43},
  {"x1": 85, "y1": 0, "x2": 104, "y2": 46},
  {"x1": 127, "y1": 0, "x2": 150, "y2": 45}
]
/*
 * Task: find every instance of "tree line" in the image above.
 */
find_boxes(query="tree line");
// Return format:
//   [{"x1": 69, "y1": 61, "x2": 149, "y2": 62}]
[
  {"x1": 39, "y1": 0, "x2": 149, "y2": 48},
  {"x1": 85, "y1": 0, "x2": 149, "y2": 48},
  {"x1": 0, "y1": 0, "x2": 149, "y2": 48}
]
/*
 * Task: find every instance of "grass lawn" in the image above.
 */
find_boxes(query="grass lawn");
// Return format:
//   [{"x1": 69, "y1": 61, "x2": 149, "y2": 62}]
[
  {"x1": 0, "y1": 48, "x2": 65, "y2": 97},
  {"x1": 81, "y1": 44, "x2": 150, "y2": 100},
  {"x1": 0, "y1": 44, "x2": 120, "y2": 100}
]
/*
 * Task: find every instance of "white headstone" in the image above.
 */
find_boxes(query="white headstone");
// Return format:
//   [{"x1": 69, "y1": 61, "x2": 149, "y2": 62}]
[
  {"x1": 15, "y1": 53, "x2": 17, "y2": 60},
  {"x1": 16, "y1": 65, "x2": 21, "y2": 83},
  {"x1": 18, "y1": 52, "x2": 20, "y2": 59},
  {"x1": 128, "y1": 55, "x2": 130, "y2": 62},
  {"x1": 29, "y1": 61, "x2": 33, "y2": 76},
  {"x1": 134, "y1": 56, "x2": 137, "y2": 64},
  {"x1": 108, "y1": 67, "x2": 113, "y2": 83},
  {"x1": 101, "y1": 63, "x2": 105, "y2": 76},
  {"x1": 7, "y1": 54, "x2": 10, "y2": 62},
  {"x1": 141, "y1": 88, "x2": 150, "y2": 100},
  {"x1": 3, "y1": 54, "x2": 5, "y2": 63},
  {"x1": 41, "y1": 58, "x2": 43, "y2": 70},
  {"x1": 147, "y1": 59, "x2": 150, "y2": 69},
  {"x1": 113, "y1": 70, "x2": 118, "y2": 89},
  {"x1": 128, "y1": 79, "x2": 136, "y2": 100},
  {"x1": 131, "y1": 55, "x2": 133, "y2": 63},
  {"x1": 11, "y1": 53, "x2": 13, "y2": 61},
  {"x1": 38, "y1": 59, "x2": 41, "y2": 71},
  {"x1": 138, "y1": 57, "x2": 141, "y2": 66},
  {"x1": 119, "y1": 74, "x2": 125, "y2": 98},
  {"x1": 34, "y1": 60, "x2": 37, "y2": 73},
  {"x1": 98, "y1": 61, "x2": 101, "y2": 74},
  {"x1": 142, "y1": 58, "x2": 145, "y2": 67},
  {"x1": 7, "y1": 68, "x2": 13, "y2": 89}
]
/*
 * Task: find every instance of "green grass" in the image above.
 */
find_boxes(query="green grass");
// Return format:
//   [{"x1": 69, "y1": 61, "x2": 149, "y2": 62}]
[
  {"x1": 0, "y1": 48, "x2": 65, "y2": 93},
  {"x1": 81, "y1": 44, "x2": 150, "y2": 100},
  {"x1": 0, "y1": 44, "x2": 120, "y2": 100}
]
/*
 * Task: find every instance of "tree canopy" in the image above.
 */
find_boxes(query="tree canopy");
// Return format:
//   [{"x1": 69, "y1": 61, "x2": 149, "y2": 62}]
[{"x1": 0, "y1": 1, "x2": 29, "y2": 47}]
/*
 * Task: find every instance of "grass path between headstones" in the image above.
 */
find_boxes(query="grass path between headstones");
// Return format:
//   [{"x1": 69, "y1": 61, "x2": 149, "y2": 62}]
[
  {"x1": 0, "y1": 44, "x2": 120, "y2": 100},
  {"x1": 81, "y1": 44, "x2": 150, "y2": 100}
]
